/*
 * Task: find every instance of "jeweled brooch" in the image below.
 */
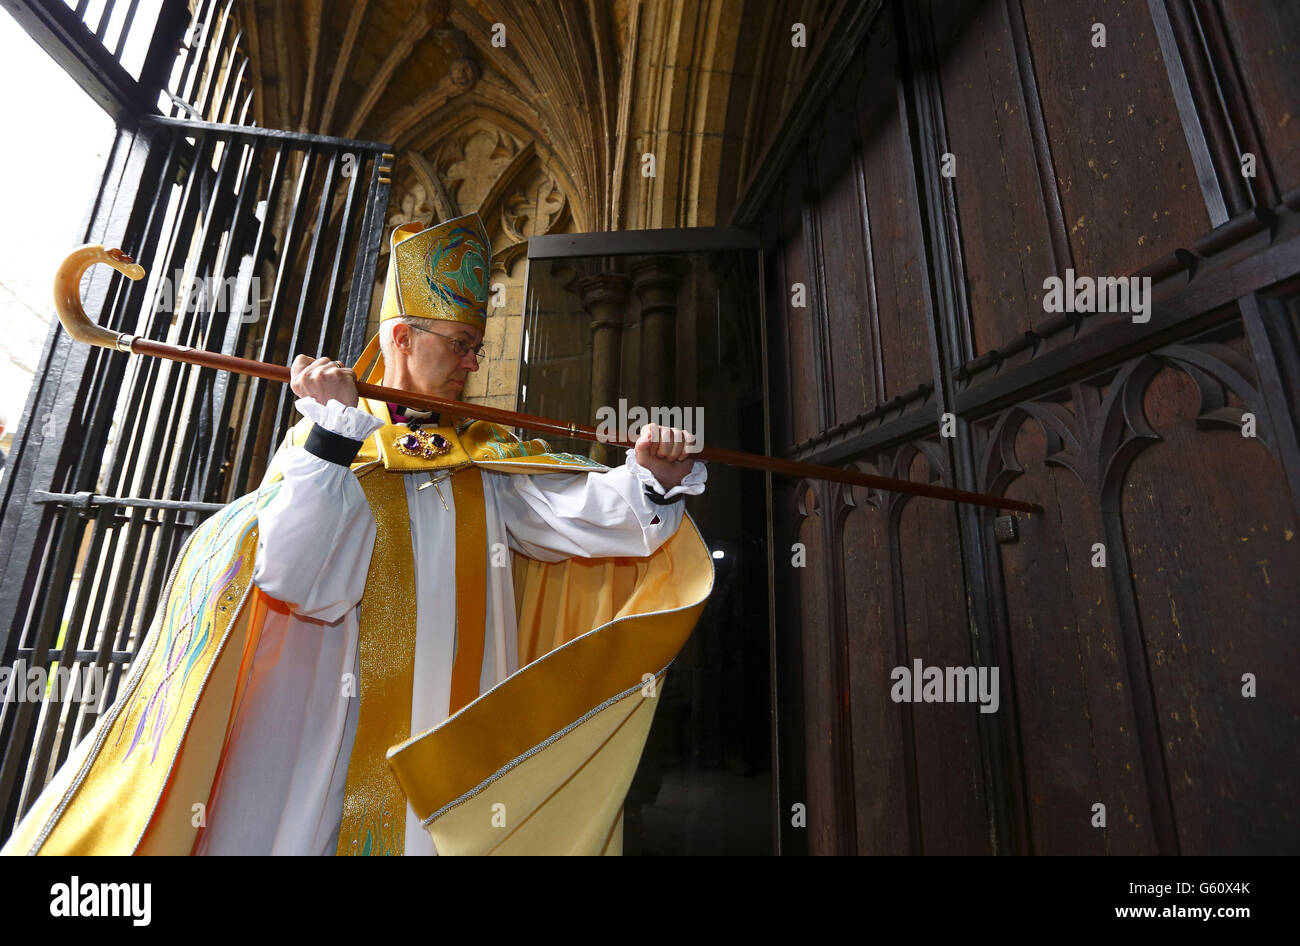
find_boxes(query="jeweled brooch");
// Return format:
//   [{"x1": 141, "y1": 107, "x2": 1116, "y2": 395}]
[{"x1": 395, "y1": 429, "x2": 452, "y2": 459}]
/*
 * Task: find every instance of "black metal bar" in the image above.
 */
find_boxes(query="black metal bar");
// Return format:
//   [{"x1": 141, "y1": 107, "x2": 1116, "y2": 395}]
[
  {"x1": 219, "y1": 54, "x2": 248, "y2": 126},
  {"x1": 0, "y1": 505, "x2": 87, "y2": 825},
  {"x1": 16, "y1": 649, "x2": 134, "y2": 665},
  {"x1": 297, "y1": 149, "x2": 341, "y2": 359},
  {"x1": 188, "y1": 138, "x2": 258, "y2": 489},
  {"x1": 57, "y1": 503, "x2": 129, "y2": 758},
  {"x1": 111, "y1": 0, "x2": 140, "y2": 59},
  {"x1": 340, "y1": 154, "x2": 391, "y2": 365},
  {"x1": 268, "y1": 147, "x2": 322, "y2": 438},
  {"x1": 19, "y1": 504, "x2": 113, "y2": 812},
  {"x1": 162, "y1": 89, "x2": 203, "y2": 119},
  {"x1": 76, "y1": 128, "x2": 175, "y2": 491},
  {"x1": 199, "y1": 138, "x2": 265, "y2": 502},
  {"x1": 142, "y1": 155, "x2": 221, "y2": 506},
  {"x1": 207, "y1": 35, "x2": 242, "y2": 123},
  {"x1": 142, "y1": 114, "x2": 396, "y2": 154},
  {"x1": 191, "y1": 0, "x2": 232, "y2": 119},
  {"x1": 70, "y1": 505, "x2": 162, "y2": 743},
  {"x1": 109, "y1": 134, "x2": 214, "y2": 510},
  {"x1": 166, "y1": 132, "x2": 244, "y2": 507},
  {"x1": 236, "y1": 88, "x2": 253, "y2": 127},
  {"x1": 165, "y1": 0, "x2": 212, "y2": 117},
  {"x1": 11, "y1": 528, "x2": 56, "y2": 654},
  {"x1": 319, "y1": 149, "x2": 366, "y2": 353},
  {"x1": 93, "y1": 0, "x2": 117, "y2": 42},
  {"x1": 31, "y1": 491, "x2": 226, "y2": 513},
  {"x1": 230, "y1": 143, "x2": 289, "y2": 490},
  {"x1": 136, "y1": 510, "x2": 190, "y2": 650},
  {"x1": 134, "y1": 0, "x2": 190, "y2": 109},
  {"x1": 108, "y1": 514, "x2": 167, "y2": 658},
  {"x1": 98, "y1": 130, "x2": 182, "y2": 496}
]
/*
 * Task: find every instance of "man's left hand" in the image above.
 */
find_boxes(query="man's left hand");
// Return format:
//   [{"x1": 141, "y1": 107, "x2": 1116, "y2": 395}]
[{"x1": 634, "y1": 423, "x2": 697, "y2": 491}]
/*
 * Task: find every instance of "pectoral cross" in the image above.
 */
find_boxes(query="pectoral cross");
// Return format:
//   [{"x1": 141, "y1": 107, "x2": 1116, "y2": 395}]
[{"x1": 417, "y1": 470, "x2": 451, "y2": 510}]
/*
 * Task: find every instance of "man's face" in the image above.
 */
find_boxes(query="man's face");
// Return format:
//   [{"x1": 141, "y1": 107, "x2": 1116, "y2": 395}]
[{"x1": 394, "y1": 320, "x2": 483, "y2": 401}]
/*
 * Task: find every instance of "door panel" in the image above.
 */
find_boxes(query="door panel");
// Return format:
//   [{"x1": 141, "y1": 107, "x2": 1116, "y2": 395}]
[{"x1": 752, "y1": 0, "x2": 1300, "y2": 854}]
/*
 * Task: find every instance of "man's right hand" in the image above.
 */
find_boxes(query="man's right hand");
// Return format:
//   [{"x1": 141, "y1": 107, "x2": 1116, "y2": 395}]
[{"x1": 289, "y1": 355, "x2": 359, "y2": 409}]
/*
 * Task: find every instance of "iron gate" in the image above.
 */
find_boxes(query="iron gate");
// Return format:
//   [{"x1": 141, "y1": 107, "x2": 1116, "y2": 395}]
[{"x1": 0, "y1": 0, "x2": 394, "y2": 843}]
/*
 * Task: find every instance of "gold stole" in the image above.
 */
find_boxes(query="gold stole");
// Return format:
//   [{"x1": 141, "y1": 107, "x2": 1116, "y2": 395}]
[{"x1": 335, "y1": 465, "x2": 487, "y2": 856}]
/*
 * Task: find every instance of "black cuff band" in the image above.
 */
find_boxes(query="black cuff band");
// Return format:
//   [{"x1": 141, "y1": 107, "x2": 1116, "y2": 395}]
[
  {"x1": 643, "y1": 484, "x2": 683, "y2": 506},
  {"x1": 304, "y1": 425, "x2": 365, "y2": 466}
]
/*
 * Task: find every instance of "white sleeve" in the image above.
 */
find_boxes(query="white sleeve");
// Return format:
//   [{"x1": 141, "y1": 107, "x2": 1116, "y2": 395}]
[
  {"x1": 493, "y1": 448, "x2": 707, "y2": 563},
  {"x1": 252, "y1": 397, "x2": 385, "y2": 622}
]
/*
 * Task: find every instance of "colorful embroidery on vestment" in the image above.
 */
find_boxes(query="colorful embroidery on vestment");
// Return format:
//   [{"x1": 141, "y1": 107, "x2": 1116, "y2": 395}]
[
  {"x1": 423, "y1": 226, "x2": 486, "y2": 310},
  {"x1": 118, "y1": 484, "x2": 280, "y2": 763}
]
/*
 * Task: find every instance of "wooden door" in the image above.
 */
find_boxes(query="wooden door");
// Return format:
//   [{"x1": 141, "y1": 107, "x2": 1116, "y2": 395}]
[{"x1": 746, "y1": 0, "x2": 1300, "y2": 855}]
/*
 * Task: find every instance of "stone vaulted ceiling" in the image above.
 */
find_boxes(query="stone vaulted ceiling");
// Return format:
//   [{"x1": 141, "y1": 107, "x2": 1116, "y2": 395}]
[
  {"x1": 225, "y1": 0, "x2": 834, "y2": 405},
  {"x1": 230, "y1": 0, "x2": 831, "y2": 247},
  {"x1": 238, "y1": 0, "x2": 622, "y2": 254}
]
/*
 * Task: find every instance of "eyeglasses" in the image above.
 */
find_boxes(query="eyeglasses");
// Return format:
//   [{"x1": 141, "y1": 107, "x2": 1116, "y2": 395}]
[{"x1": 407, "y1": 323, "x2": 485, "y2": 358}]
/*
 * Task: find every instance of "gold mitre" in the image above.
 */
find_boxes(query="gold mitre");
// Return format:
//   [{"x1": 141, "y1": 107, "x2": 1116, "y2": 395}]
[{"x1": 379, "y1": 212, "x2": 492, "y2": 330}]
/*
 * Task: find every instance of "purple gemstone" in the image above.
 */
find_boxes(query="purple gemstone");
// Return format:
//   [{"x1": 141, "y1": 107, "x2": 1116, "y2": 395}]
[
  {"x1": 431, "y1": 434, "x2": 450, "y2": 450},
  {"x1": 398, "y1": 433, "x2": 420, "y2": 450}
]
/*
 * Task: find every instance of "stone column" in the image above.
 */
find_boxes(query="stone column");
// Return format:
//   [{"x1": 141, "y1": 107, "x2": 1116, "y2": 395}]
[
  {"x1": 629, "y1": 257, "x2": 687, "y2": 411},
  {"x1": 575, "y1": 272, "x2": 630, "y2": 466}
]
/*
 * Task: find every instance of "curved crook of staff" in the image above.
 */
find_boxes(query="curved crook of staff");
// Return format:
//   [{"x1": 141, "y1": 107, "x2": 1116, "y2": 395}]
[{"x1": 54, "y1": 245, "x2": 1043, "y2": 516}]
